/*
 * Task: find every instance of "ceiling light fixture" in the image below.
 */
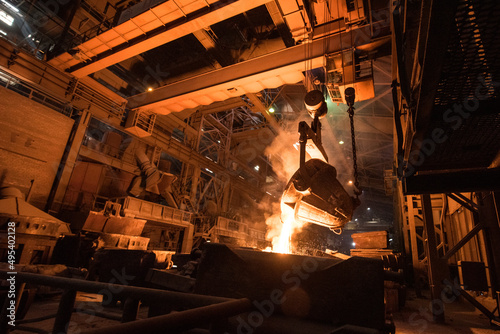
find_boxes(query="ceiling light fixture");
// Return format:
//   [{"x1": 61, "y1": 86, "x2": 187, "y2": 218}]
[
  {"x1": 0, "y1": 10, "x2": 14, "y2": 26},
  {"x1": 1, "y1": 1, "x2": 19, "y2": 13}
]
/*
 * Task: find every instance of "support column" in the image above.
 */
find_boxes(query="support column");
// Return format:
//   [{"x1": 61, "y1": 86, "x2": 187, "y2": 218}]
[
  {"x1": 181, "y1": 224, "x2": 195, "y2": 253},
  {"x1": 122, "y1": 298, "x2": 140, "y2": 323},
  {"x1": 407, "y1": 195, "x2": 424, "y2": 297},
  {"x1": 221, "y1": 177, "x2": 231, "y2": 213},
  {"x1": 479, "y1": 192, "x2": 500, "y2": 302},
  {"x1": 46, "y1": 111, "x2": 91, "y2": 213},
  {"x1": 53, "y1": 289, "x2": 77, "y2": 334},
  {"x1": 421, "y1": 194, "x2": 449, "y2": 322},
  {"x1": 190, "y1": 166, "x2": 201, "y2": 203}
]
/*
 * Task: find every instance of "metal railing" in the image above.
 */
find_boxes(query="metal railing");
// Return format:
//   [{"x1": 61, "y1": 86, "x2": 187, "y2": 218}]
[
  {"x1": 81, "y1": 136, "x2": 138, "y2": 166},
  {"x1": 0, "y1": 69, "x2": 75, "y2": 117},
  {"x1": 72, "y1": 81, "x2": 126, "y2": 118},
  {"x1": 0, "y1": 270, "x2": 252, "y2": 334}
]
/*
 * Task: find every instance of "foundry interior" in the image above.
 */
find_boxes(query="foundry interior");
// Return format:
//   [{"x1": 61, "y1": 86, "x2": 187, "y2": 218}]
[{"x1": 0, "y1": 0, "x2": 499, "y2": 333}]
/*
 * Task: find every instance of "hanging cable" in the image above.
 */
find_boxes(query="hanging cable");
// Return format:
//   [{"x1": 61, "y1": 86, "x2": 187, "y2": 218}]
[{"x1": 344, "y1": 86, "x2": 362, "y2": 198}]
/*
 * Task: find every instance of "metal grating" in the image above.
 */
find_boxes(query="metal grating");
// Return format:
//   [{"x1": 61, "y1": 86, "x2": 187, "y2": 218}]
[
  {"x1": 420, "y1": 108, "x2": 500, "y2": 170},
  {"x1": 434, "y1": 0, "x2": 500, "y2": 106},
  {"x1": 416, "y1": 0, "x2": 500, "y2": 172}
]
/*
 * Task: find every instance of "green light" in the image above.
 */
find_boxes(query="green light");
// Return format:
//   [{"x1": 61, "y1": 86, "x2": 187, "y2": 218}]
[{"x1": 268, "y1": 107, "x2": 275, "y2": 113}]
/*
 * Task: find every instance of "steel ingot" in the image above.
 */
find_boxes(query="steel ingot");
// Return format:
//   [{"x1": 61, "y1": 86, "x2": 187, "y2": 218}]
[{"x1": 281, "y1": 159, "x2": 355, "y2": 232}]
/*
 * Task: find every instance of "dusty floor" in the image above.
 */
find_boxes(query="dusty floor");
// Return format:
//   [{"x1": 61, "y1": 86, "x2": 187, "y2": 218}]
[
  {"x1": 7, "y1": 289, "x2": 500, "y2": 333},
  {"x1": 12, "y1": 292, "x2": 140, "y2": 333},
  {"x1": 393, "y1": 290, "x2": 498, "y2": 334}
]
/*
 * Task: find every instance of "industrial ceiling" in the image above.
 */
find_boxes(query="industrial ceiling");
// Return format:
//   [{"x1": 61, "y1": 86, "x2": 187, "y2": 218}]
[{"x1": 0, "y1": 0, "x2": 395, "y2": 222}]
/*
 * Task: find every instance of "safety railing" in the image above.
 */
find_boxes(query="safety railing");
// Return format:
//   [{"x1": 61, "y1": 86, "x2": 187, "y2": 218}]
[
  {"x1": 81, "y1": 136, "x2": 138, "y2": 166},
  {"x1": 0, "y1": 68, "x2": 75, "y2": 117},
  {"x1": 0, "y1": 270, "x2": 252, "y2": 334}
]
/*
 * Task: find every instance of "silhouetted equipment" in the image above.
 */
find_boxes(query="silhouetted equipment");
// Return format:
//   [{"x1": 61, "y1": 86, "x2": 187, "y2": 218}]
[
  {"x1": 280, "y1": 89, "x2": 361, "y2": 233},
  {"x1": 281, "y1": 159, "x2": 356, "y2": 233},
  {"x1": 304, "y1": 89, "x2": 328, "y2": 119},
  {"x1": 344, "y1": 87, "x2": 356, "y2": 107}
]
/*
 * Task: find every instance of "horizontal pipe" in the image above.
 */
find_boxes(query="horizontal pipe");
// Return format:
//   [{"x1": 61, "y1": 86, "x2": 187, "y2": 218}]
[
  {"x1": 17, "y1": 313, "x2": 58, "y2": 325},
  {"x1": 14, "y1": 325, "x2": 49, "y2": 334},
  {"x1": 383, "y1": 270, "x2": 405, "y2": 283},
  {"x1": 74, "y1": 308, "x2": 122, "y2": 322},
  {"x1": 81, "y1": 298, "x2": 253, "y2": 334},
  {"x1": 0, "y1": 271, "x2": 232, "y2": 308}
]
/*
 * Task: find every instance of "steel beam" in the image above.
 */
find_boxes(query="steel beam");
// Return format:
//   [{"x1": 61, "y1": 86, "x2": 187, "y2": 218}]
[
  {"x1": 193, "y1": 28, "x2": 233, "y2": 67},
  {"x1": 245, "y1": 93, "x2": 280, "y2": 133},
  {"x1": 265, "y1": 1, "x2": 295, "y2": 47},
  {"x1": 50, "y1": 0, "x2": 272, "y2": 77},
  {"x1": 45, "y1": 111, "x2": 91, "y2": 213},
  {"x1": 447, "y1": 193, "x2": 478, "y2": 214},
  {"x1": 442, "y1": 223, "x2": 483, "y2": 261},
  {"x1": 128, "y1": 23, "x2": 389, "y2": 113},
  {"x1": 458, "y1": 288, "x2": 498, "y2": 322},
  {"x1": 144, "y1": 127, "x2": 268, "y2": 199},
  {"x1": 403, "y1": 169, "x2": 500, "y2": 195},
  {"x1": 406, "y1": 195, "x2": 424, "y2": 296},
  {"x1": 421, "y1": 194, "x2": 449, "y2": 322},
  {"x1": 479, "y1": 192, "x2": 500, "y2": 301}
]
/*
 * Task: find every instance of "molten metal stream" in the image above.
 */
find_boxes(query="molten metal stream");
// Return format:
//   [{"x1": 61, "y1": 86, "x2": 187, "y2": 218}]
[{"x1": 272, "y1": 201, "x2": 296, "y2": 253}]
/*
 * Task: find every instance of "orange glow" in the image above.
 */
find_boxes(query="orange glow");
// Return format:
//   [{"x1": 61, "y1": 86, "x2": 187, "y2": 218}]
[
  {"x1": 265, "y1": 201, "x2": 305, "y2": 254},
  {"x1": 263, "y1": 128, "x2": 309, "y2": 254},
  {"x1": 274, "y1": 204, "x2": 295, "y2": 253}
]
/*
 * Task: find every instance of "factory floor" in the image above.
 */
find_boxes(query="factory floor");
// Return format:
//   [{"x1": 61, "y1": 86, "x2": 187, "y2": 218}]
[
  {"x1": 11, "y1": 292, "x2": 132, "y2": 333},
  {"x1": 393, "y1": 290, "x2": 498, "y2": 334},
  {"x1": 8, "y1": 289, "x2": 499, "y2": 333}
]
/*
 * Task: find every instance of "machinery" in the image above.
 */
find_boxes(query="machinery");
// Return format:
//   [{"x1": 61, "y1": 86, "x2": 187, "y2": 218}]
[
  {"x1": 281, "y1": 159, "x2": 356, "y2": 233},
  {"x1": 280, "y1": 88, "x2": 361, "y2": 233},
  {"x1": 0, "y1": 187, "x2": 71, "y2": 264}
]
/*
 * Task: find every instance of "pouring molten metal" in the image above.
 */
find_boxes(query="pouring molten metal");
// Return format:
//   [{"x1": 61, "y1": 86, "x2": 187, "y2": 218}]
[{"x1": 280, "y1": 159, "x2": 358, "y2": 234}]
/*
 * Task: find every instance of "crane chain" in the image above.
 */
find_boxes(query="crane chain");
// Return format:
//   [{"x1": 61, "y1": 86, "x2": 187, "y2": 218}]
[{"x1": 348, "y1": 107, "x2": 362, "y2": 197}]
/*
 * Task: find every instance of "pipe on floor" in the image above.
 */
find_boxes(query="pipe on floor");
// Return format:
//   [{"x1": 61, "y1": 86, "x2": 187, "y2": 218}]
[{"x1": 81, "y1": 298, "x2": 253, "y2": 334}]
